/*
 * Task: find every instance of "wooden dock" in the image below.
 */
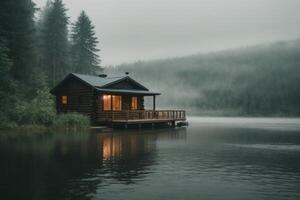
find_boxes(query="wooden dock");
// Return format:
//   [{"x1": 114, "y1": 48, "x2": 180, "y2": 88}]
[{"x1": 97, "y1": 110, "x2": 186, "y2": 128}]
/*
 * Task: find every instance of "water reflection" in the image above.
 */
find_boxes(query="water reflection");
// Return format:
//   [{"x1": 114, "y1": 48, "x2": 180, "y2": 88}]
[
  {"x1": 1, "y1": 118, "x2": 300, "y2": 200},
  {"x1": 0, "y1": 128, "x2": 187, "y2": 200},
  {"x1": 96, "y1": 129, "x2": 186, "y2": 185}
]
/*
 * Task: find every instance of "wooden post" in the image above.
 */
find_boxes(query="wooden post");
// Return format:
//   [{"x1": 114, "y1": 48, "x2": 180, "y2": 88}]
[
  {"x1": 153, "y1": 95, "x2": 156, "y2": 111},
  {"x1": 171, "y1": 121, "x2": 176, "y2": 127},
  {"x1": 110, "y1": 95, "x2": 113, "y2": 111},
  {"x1": 110, "y1": 95, "x2": 113, "y2": 121}
]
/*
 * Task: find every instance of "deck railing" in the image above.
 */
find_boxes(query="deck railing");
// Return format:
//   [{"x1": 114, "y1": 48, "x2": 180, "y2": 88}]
[{"x1": 98, "y1": 110, "x2": 186, "y2": 122}]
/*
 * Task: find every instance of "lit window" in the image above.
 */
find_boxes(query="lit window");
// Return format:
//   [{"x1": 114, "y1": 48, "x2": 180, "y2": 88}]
[
  {"x1": 103, "y1": 95, "x2": 122, "y2": 111},
  {"x1": 131, "y1": 97, "x2": 138, "y2": 110},
  {"x1": 112, "y1": 95, "x2": 122, "y2": 111},
  {"x1": 62, "y1": 96, "x2": 68, "y2": 105},
  {"x1": 103, "y1": 95, "x2": 111, "y2": 111}
]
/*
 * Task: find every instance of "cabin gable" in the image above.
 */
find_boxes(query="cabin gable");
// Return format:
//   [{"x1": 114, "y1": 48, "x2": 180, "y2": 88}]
[
  {"x1": 51, "y1": 76, "x2": 95, "y2": 118},
  {"x1": 50, "y1": 74, "x2": 94, "y2": 95},
  {"x1": 101, "y1": 77, "x2": 148, "y2": 91},
  {"x1": 55, "y1": 78, "x2": 92, "y2": 95}
]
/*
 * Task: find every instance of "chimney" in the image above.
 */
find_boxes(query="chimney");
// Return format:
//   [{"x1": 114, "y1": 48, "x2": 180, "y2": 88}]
[{"x1": 98, "y1": 74, "x2": 107, "y2": 78}]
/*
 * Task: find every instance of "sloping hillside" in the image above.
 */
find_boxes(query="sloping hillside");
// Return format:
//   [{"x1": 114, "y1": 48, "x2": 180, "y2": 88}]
[{"x1": 106, "y1": 40, "x2": 300, "y2": 116}]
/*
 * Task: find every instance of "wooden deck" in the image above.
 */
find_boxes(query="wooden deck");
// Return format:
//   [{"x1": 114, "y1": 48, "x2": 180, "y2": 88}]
[{"x1": 97, "y1": 110, "x2": 186, "y2": 126}]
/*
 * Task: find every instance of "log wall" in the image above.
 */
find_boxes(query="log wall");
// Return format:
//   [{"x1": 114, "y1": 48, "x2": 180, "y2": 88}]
[
  {"x1": 96, "y1": 94, "x2": 145, "y2": 122},
  {"x1": 55, "y1": 79, "x2": 94, "y2": 119}
]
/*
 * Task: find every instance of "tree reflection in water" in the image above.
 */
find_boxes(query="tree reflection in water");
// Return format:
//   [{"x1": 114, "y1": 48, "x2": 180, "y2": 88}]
[{"x1": 0, "y1": 128, "x2": 187, "y2": 200}]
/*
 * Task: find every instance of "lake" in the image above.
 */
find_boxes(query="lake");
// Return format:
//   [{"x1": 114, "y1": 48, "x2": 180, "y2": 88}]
[{"x1": 0, "y1": 117, "x2": 300, "y2": 200}]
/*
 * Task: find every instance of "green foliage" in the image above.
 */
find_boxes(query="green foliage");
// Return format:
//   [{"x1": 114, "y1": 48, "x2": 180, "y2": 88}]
[
  {"x1": 0, "y1": 0, "x2": 101, "y2": 129},
  {"x1": 41, "y1": 0, "x2": 70, "y2": 86},
  {"x1": 52, "y1": 113, "x2": 90, "y2": 129},
  {"x1": 0, "y1": 38, "x2": 17, "y2": 129},
  {"x1": 0, "y1": 0, "x2": 37, "y2": 85},
  {"x1": 14, "y1": 88, "x2": 56, "y2": 126},
  {"x1": 0, "y1": 39, "x2": 11, "y2": 72},
  {"x1": 71, "y1": 11, "x2": 101, "y2": 74},
  {"x1": 112, "y1": 40, "x2": 300, "y2": 116}
]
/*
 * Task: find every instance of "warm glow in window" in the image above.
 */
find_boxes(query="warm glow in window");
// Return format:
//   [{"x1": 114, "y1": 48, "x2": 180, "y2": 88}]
[
  {"x1": 103, "y1": 95, "x2": 111, "y2": 111},
  {"x1": 112, "y1": 95, "x2": 122, "y2": 111},
  {"x1": 62, "y1": 96, "x2": 67, "y2": 105},
  {"x1": 103, "y1": 95, "x2": 122, "y2": 111},
  {"x1": 131, "y1": 97, "x2": 138, "y2": 110}
]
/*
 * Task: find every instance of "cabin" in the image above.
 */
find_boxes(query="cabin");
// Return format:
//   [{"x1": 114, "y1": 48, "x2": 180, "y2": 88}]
[{"x1": 50, "y1": 73, "x2": 186, "y2": 128}]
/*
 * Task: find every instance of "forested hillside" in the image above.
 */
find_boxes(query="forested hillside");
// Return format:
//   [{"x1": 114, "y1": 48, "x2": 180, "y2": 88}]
[
  {"x1": 110, "y1": 40, "x2": 300, "y2": 116},
  {"x1": 0, "y1": 0, "x2": 101, "y2": 128},
  {"x1": 1, "y1": 1, "x2": 299, "y2": 129}
]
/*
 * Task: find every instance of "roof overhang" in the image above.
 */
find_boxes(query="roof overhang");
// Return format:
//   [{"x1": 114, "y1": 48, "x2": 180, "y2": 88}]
[
  {"x1": 50, "y1": 73, "x2": 160, "y2": 96},
  {"x1": 96, "y1": 88, "x2": 161, "y2": 96}
]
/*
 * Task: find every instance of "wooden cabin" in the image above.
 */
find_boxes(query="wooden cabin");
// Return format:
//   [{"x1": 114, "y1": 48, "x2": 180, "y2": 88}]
[{"x1": 50, "y1": 73, "x2": 186, "y2": 127}]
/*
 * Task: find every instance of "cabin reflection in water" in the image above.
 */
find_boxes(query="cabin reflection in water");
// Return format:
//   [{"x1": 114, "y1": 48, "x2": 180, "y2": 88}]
[
  {"x1": 99, "y1": 128, "x2": 187, "y2": 162},
  {"x1": 0, "y1": 128, "x2": 187, "y2": 200},
  {"x1": 102, "y1": 136, "x2": 122, "y2": 160}
]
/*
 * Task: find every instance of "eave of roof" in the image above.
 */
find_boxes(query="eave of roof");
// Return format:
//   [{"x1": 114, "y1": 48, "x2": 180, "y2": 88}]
[
  {"x1": 72, "y1": 73, "x2": 126, "y2": 88},
  {"x1": 50, "y1": 73, "x2": 160, "y2": 95},
  {"x1": 96, "y1": 88, "x2": 161, "y2": 96}
]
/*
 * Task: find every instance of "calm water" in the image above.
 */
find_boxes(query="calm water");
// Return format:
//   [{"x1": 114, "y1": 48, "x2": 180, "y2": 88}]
[{"x1": 1, "y1": 117, "x2": 300, "y2": 200}]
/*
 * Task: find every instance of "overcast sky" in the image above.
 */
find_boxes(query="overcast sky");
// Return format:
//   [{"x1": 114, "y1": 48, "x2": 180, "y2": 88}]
[{"x1": 33, "y1": 0, "x2": 300, "y2": 66}]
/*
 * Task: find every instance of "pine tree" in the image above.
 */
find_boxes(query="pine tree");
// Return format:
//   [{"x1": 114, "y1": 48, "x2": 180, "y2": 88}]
[
  {"x1": 0, "y1": 38, "x2": 15, "y2": 122},
  {"x1": 71, "y1": 11, "x2": 101, "y2": 74},
  {"x1": 36, "y1": 0, "x2": 52, "y2": 70},
  {"x1": 42, "y1": 0, "x2": 70, "y2": 86},
  {"x1": 0, "y1": 0, "x2": 37, "y2": 85}
]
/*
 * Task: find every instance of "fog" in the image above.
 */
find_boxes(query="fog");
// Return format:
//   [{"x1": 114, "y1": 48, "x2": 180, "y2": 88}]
[
  {"x1": 109, "y1": 39, "x2": 300, "y2": 116},
  {"x1": 33, "y1": 0, "x2": 300, "y2": 65}
]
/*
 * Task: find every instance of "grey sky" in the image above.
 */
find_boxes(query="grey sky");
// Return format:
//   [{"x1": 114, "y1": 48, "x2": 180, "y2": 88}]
[{"x1": 33, "y1": 0, "x2": 300, "y2": 66}]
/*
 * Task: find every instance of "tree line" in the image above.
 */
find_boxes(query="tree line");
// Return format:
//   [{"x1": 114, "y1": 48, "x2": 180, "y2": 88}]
[
  {"x1": 0, "y1": 0, "x2": 101, "y2": 128},
  {"x1": 114, "y1": 40, "x2": 300, "y2": 116}
]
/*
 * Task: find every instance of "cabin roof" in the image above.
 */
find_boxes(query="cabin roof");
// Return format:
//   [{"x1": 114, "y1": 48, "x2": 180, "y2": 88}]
[
  {"x1": 50, "y1": 73, "x2": 161, "y2": 95},
  {"x1": 72, "y1": 73, "x2": 126, "y2": 88},
  {"x1": 96, "y1": 88, "x2": 160, "y2": 96}
]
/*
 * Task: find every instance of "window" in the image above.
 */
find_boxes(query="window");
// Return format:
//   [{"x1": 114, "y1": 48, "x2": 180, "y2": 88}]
[
  {"x1": 131, "y1": 97, "x2": 138, "y2": 110},
  {"x1": 62, "y1": 96, "x2": 68, "y2": 105},
  {"x1": 112, "y1": 95, "x2": 122, "y2": 111},
  {"x1": 103, "y1": 95, "x2": 122, "y2": 111},
  {"x1": 103, "y1": 95, "x2": 111, "y2": 111}
]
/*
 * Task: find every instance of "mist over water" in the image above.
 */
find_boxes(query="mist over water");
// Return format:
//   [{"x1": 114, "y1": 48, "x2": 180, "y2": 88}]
[
  {"x1": 1, "y1": 117, "x2": 300, "y2": 200},
  {"x1": 109, "y1": 40, "x2": 300, "y2": 116}
]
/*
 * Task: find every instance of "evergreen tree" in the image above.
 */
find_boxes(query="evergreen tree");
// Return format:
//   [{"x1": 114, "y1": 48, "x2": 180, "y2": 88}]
[
  {"x1": 36, "y1": 0, "x2": 52, "y2": 70},
  {"x1": 0, "y1": 38, "x2": 15, "y2": 124},
  {"x1": 71, "y1": 11, "x2": 101, "y2": 74},
  {"x1": 42, "y1": 0, "x2": 70, "y2": 86},
  {"x1": 0, "y1": 0, "x2": 37, "y2": 86}
]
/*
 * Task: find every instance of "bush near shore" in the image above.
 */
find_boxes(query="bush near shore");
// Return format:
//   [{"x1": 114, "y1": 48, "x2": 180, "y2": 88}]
[
  {"x1": 52, "y1": 113, "x2": 90, "y2": 130},
  {"x1": 0, "y1": 89, "x2": 90, "y2": 131}
]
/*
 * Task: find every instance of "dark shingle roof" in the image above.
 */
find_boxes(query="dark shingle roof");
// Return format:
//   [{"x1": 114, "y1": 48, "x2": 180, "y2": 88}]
[
  {"x1": 96, "y1": 88, "x2": 160, "y2": 96},
  {"x1": 50, "y1": 73, "x2": 161, "y2": 95},
  {"x1": 72, "y1": 73, "x2": 126, "y2": 88}
]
